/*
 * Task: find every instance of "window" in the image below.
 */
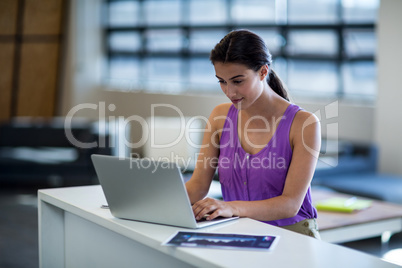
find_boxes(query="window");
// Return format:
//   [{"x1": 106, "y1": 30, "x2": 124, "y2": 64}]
[{"x1": 104, "y1": 0, "x2": 378, "y2": 100}]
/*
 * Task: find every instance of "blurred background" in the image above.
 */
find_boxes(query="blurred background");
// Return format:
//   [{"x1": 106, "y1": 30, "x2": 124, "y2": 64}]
[{"x1": 0, "y1": 0, "x2": 402, "y2": 267}]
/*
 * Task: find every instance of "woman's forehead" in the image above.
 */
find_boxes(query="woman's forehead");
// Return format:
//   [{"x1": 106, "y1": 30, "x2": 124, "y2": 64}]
[{"x1": 214, "y1": 62, "x2": 251, "y2": 77}]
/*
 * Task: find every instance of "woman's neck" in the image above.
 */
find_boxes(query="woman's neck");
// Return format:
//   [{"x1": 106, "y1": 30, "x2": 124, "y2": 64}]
[{"x1": 241, "y1": 86, "x2": 289, "y2": 119}]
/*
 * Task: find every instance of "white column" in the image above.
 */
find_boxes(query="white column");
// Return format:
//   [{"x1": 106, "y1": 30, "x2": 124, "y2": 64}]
[{"x1": 375, "y1": 0, "x2": 402, "y2": 174}]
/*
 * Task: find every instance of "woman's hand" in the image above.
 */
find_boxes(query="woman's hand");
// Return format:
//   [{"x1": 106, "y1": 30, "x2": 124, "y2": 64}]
[{"x1": 192, "y1": 197, "x2": 238, "y2": 221}]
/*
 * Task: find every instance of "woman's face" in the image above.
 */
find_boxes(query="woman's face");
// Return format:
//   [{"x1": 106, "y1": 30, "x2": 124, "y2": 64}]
[{"x1": 214, "y1": 62, "x2": 267, "y2": 110}]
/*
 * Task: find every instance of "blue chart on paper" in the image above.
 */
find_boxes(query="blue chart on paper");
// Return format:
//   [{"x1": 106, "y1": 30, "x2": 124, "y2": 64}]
[{"x1": 163, "y1": 231, "x2": 279, "y2": 251}]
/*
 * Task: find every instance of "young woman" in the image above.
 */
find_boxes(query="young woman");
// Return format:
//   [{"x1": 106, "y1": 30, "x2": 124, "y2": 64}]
[{"x1": 185, "y1": 30, "x2": 321, "y2": 238}]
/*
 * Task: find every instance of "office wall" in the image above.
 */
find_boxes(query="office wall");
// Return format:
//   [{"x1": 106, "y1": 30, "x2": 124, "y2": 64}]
[
  {"x1": 60, "y1": 0, "x2": 375, "y2": 154},
  {"x1": 0, "y1": 0, "x2": 66, "y2": 119},
  {"x1": 375, "y1": 0, "x2": 402, "y2": 175}
]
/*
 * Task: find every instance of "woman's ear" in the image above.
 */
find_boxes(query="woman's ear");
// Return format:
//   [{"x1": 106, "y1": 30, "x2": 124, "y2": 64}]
[{"x1": 259, "y1": 65, "x2": 269, "y2": 81}]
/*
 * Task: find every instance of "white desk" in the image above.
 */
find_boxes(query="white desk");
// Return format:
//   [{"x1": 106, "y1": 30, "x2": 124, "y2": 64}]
[{"x1": 38, "y1": 186, "x2": 398, "y2": 268}]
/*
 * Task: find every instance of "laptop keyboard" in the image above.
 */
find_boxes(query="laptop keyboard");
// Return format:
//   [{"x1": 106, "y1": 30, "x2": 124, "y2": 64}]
[{"x1": 196, "y1": 215, "x2": 226, "y2": 223}]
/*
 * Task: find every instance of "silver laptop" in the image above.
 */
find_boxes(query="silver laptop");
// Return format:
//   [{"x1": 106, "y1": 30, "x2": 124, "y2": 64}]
[{"x1": 91, "y1": 154, "x2": 238, "y2": 229}]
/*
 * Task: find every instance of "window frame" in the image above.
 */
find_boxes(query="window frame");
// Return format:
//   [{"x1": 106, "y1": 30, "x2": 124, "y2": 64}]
[{"x1": 103, "y1": 0, "x2": 376, "y2": 100}]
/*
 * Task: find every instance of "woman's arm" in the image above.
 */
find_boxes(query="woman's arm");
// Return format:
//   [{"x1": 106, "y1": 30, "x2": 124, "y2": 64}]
[
  {"x1": 185, "y1": 103, "x2": 230, "y2": 204},
  {"x1": 192, "y1": 110, "x2": 321, "y2": 221}
]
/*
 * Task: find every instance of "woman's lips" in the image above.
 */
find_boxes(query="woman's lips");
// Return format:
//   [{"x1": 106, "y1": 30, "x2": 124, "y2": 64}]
[{"x1": 231, "y1": 98, "x2": 244, "y2": 104}]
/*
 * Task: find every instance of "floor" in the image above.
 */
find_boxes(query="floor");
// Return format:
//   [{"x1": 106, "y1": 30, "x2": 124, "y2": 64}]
[{"x1": 1, "y1": 183, "x2": 402, "y2": 268}]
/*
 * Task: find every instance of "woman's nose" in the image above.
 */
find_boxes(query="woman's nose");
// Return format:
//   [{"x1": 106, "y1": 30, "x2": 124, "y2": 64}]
[{"x1": 224, "y1": 85, "x2": 236, "y2": 98}]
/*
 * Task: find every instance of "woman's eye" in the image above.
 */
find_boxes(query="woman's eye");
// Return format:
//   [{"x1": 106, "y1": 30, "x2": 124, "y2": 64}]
[
  {"x1": 233, "y1": 80, "x2": 242, "y2": 84},
  {"x1": 218, "y1": 80, "x2": 226, "y2": 84}
]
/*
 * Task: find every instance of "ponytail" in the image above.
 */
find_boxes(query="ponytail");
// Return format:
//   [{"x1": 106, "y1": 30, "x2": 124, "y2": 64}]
[{"x1": 267, "y1": 69, "x2": 289, "y2": 101}]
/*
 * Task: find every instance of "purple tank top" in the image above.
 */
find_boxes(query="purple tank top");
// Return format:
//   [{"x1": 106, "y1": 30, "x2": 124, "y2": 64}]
[{"x1": 218, "y1": 104, "x2": 317, "y2": 226}]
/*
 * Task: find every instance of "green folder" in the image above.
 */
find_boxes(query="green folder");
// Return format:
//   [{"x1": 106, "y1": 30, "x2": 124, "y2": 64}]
[{"x1": 315, "y1": 197, "x2": 372, "y2": 213}]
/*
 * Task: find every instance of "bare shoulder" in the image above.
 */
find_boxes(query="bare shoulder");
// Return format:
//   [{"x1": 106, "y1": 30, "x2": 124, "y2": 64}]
[
  {"x1": 293, "y1": 109, "x2": 320, "y2": 129},
  {"x1": 211, "y1": 103, "x2": 232, "y2": 117},
  {"x1": 209, "y1": 103, "x2": 232, "y2": 129},
  {"x1": 290, "y1": 108, "x2": 321, "y2": 148}
]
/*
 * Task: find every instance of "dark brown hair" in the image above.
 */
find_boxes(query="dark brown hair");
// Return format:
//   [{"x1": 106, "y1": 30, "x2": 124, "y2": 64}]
[{"x1": 210, "y1": 29, "x2": 289, "y2": 101}]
